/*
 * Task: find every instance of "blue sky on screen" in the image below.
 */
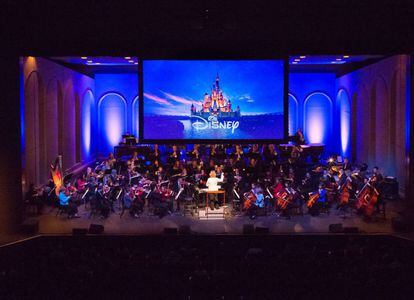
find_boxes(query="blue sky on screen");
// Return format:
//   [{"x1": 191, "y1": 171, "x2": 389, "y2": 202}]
[{"x1": 143, "y1": 60, "x2": 284, "y2": 116}]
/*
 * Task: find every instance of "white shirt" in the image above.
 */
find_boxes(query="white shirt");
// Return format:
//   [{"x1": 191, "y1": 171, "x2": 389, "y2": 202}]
[{"x1": 206, "y1": 173, "x2": 224, "y2": 191}]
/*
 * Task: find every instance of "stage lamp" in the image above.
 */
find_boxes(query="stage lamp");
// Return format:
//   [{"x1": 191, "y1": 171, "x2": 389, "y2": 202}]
[
  {"x1": 299, "y1": 56, "x2": 306, "y2": 58},
  {"x1": 134, "y1": 62, "x2": 138, "y2": 65},
  {"x1": 81, "y1": 56, "x2": 87, "y2": 59},
  {"x1": 87, "y1": 60, "x2": 93, "y2": 63},
  {"x1": 292, "y1": 61, "x2": 298, "y2": 64},
  {"x1": 328, "y1": 157, "x2": 334, "y2": 163},
  {"x1": 124, "y1": 56, "x2": 131, "y2": 59},
  {"x1": 336, "y1": 58, "x2": 342, "y2": 61},
  {"x1": 343, "y1": 55, "x2": 350, "y2": 58},
  {"x1": 294, "y1": 58, "x2": 300, "y2": 62},
  {"x1": 128, "y1": 60, "x2": 134, "y2": 63}
]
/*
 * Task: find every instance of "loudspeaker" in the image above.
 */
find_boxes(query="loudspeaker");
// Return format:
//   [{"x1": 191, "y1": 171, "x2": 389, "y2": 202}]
[
  {"x1": 255, "y1": 227, "x2": 269, "y2": 234},
  {"x1": 382, "y1": 177, "x2": 399, "y2": 200},
  {"x1": 164, "y1": 227, "x2": 178, "y2": 235},
  {"x1": 72, "y1": 228, "x2": 88, "y2": 235},
  {"x1": 243, "y1": 224, "x2": 255, "y2": 234},
  {"x1": 329, "y1": 223, "x2": 343, "y2": 233},
  {"x1": 179, "y1": 225, "x2": 191, "y2": 235},
  {"x1": 343, "y1": 226, "x2": 359, "y2": 233},
  {"x1": 19, "y1": 219, "x2": 39, "y2": 234},
  {"x1": 88, "y1": 224, "x2": 104, "y2": 234}
]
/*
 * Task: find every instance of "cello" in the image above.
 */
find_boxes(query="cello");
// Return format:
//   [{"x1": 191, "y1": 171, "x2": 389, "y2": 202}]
[
  {"x1": 243, "y1": 191, "x2": 257, "y2": 210},
  {"x1": 276, "y1": 188, "x2": 293, "y2": 211},
  {"x1": 307, "y1": 192, "x2": 319, "y2": 208}
]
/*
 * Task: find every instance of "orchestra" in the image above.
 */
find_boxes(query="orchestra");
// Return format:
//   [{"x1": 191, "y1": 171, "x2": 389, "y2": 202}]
[{"x1": 33, "y1": 142, "x2": 388, "y2": 221}]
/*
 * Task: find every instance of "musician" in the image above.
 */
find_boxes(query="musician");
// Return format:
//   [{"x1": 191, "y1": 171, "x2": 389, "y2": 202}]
[
  {"x1": 107, "y1": 152, "x2": 117, "y2": 169},
  {"x1": 97, "y1": 184, "x2": 112, "y2": 218},
  {"x1": 263, "y1": 144, "x2": 278, "y2": 166},
  {"x1": 294, "y1": 128, "x2": 305, "y2": 145},
  {"x1": 150, "y1": 144, "x2": 161, "y2": 162},
  {"x1": 128, "y1": 186, "x2": 144, "y2": 218},
  {"x1": 248, "y1": 144, "x2": 261, "y2": 161},
  {"x1": 342, "y1": 157, "x2": 352, "y2": 171},
  {"x1": 309, "y1": 183, "x2": 328, "y2": 216},
  {"x1": 209, "y1": 144, "x2": 218, "y2": 162},
  {"x1": 247, "y1": 183, "x2": 265, "y2": 219},
  {"x1": 58, "y1": 187, "x2": 79, "y2": 218},
  {"x1": 371, "y1": 166, "x2": 383, "y2": 189},
  {"x1": 337, "y1": 168, "x2": 347, "y2": 187},
  {"x1": 168, "y1": 145, "x2": 181, "y2": 163},
  {"x1": 234, "y1": 144, "x2": 244, "y2": 162},
  {"x1": 189, "y1": 144, "x2": 200, "y2": 160},
  {"x1": 206, "y1": 170, "x2": 224, "y2": 210}
]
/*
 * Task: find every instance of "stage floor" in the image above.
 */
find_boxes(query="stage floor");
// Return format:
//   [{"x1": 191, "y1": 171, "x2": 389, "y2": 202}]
[{"x1": 27, "y1": 200, "x2": 405, "y2": 235}]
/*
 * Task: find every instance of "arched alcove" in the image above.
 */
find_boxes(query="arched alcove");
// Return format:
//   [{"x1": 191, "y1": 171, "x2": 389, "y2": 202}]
[
  {"x1": 57, "y1": 83, "x2": 64, "y2": 156},
  {"x1": 132, "y1": 96, "x2": 139, "y2": 138},
  {"x1": 98, "y1": 93, "x2": 127, "y2": 154},
  {"x1": 357, "y1": 86, "x2": 370, "y2": 165},
  {"x1": 75, "y1": 93, "x2": 81, "y2": 163},
  {"x1": 372, "y1": 77, "x2": 389, "y2": 169},
  {"x1": 44, "y1": 79, "x2": 59, "y2": 175},
  {"x1": 351, "y1": 92, "x2": 358, "y2": 162},
  {"x1": 389, "y1": 71, "x2": 398, "y2": 169},
  {"x1": 24, "y1": 71, "x2": 41, "y2": 187},
  {"x1": 337, "y1": 89, "x2": 351, "y2": 158},
  {"x1": 288, "y1": 93, "x2": 298, "y2": 136},
  {"x1": 81, "y1": 90, "x2": 94, "y2": 160},
  {"x1": 303, "y1": 92, "x2": 333, "y2": 145},
  {"x1": 62, "y1": 84, "x2": 76, "y2": 169}
]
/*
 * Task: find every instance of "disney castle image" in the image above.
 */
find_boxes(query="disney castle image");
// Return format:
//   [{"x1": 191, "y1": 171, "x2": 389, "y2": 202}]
[{"x1": 190, "y1": 74, "x2": 241, "y2": 118}]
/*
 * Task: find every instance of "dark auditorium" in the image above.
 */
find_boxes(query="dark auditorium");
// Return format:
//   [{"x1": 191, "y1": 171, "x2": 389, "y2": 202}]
[{"x1": 1, "y1": 0, "x2": 414, "y2": 298}]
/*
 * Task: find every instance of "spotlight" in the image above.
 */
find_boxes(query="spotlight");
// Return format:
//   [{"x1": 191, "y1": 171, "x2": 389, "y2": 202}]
[
  {"x1": 124, "y1": 56, "x2": 131, "y2": 59},
  {"x1": 95, "y1": 62, "x2": 101, "y2": 65},
  {"x1": 81, "y1": 57, "x2": 87, "y2": 59},
  {"x1": 294, "y1": 58, "x2": 300, "y2": 62},
  {"x1": 330, "y1": 61, "x2": 337, "y2": 64},
  {"x1": 87, "y1": 60, "x2": 93, "y2": 63},
  {"x1": 343, "y1": 55, "x2": 350, "y2": 58},
  {"x1": 128, "y1": 60, "x2": 134, "y2": 63},
  {"x1": 328, "y1": 157, "x2": 334, "y2": 163},
  {"x1": 134, "y1": 62, "x2": 138, "y2": 65},
  {"x1": 299, "y1": 56, "x2": 306, "y2": 58},
  {"x1": 336, "y1": 58, "x2": 342, "y2": 61},
  {"x1": 292, "y1": 61, "x2": 298, "y2": 64}
]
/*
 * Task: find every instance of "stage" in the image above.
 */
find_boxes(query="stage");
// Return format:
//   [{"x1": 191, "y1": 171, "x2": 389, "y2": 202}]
[{"x1": 27, "y1": 200, "x2": 404, "y2": 235}]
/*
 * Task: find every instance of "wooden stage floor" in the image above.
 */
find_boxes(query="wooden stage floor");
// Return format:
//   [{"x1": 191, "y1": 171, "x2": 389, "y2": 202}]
[{"x1": 26, "y1": 200, "x2": 406, "y2": 235}]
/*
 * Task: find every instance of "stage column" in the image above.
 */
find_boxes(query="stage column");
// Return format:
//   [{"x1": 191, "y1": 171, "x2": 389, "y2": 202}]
[{"x1": 0, "y1": 56, "x2": 23, "y2": 234}]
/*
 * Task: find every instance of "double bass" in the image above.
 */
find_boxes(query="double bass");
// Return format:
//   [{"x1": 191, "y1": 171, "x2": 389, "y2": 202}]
[
  {"x1": 355, "y1": 178, "x2": 379, "y2": 216},
  {"x1": 338, "y1": 178, "x2": 352, "y2": 205}
]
